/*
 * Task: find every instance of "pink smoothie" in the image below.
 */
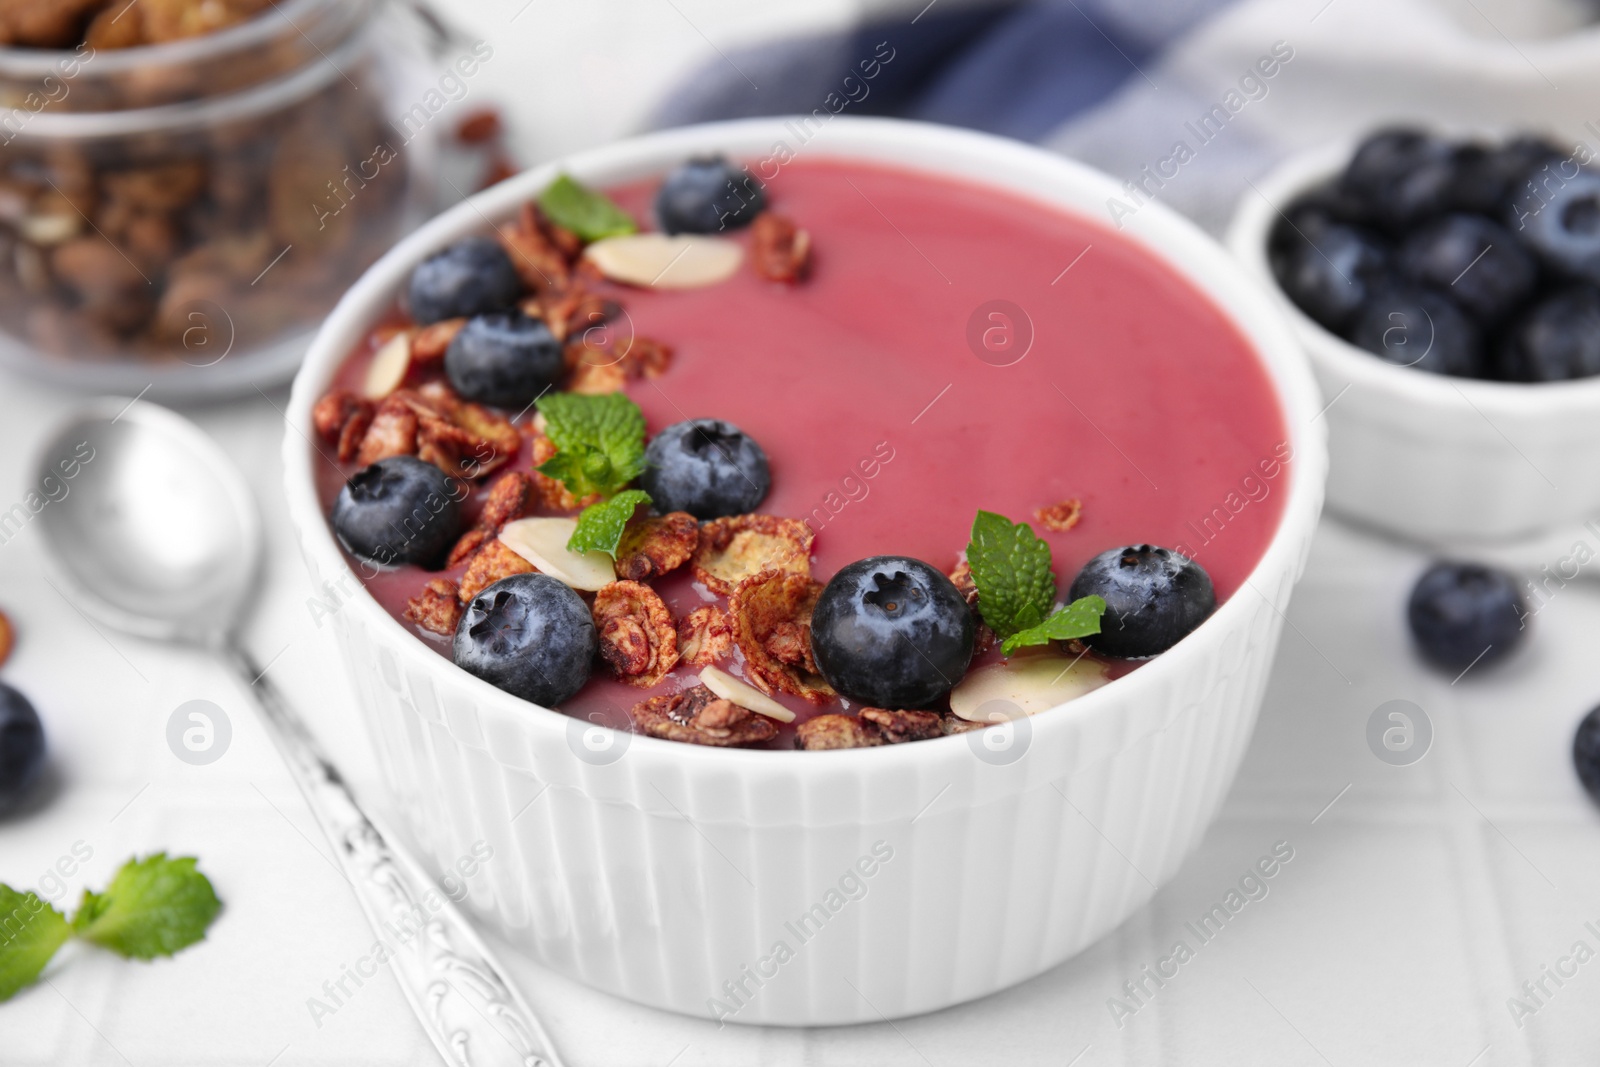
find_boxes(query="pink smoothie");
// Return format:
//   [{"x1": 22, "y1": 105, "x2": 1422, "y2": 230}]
[{"x1": 318, "y1": 157, "x2": 1291, "y2": 744}]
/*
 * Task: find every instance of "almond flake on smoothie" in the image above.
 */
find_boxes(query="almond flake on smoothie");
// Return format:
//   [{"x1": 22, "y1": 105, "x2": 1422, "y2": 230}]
[{"x1": 584, "y1": 233, "x2": 743, "y2": 290}]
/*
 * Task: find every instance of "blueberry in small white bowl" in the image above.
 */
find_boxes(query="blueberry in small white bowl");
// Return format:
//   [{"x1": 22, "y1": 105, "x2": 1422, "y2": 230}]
[{"x1": 1228, "y1": 127, "x2": 1600, "y2": 544}]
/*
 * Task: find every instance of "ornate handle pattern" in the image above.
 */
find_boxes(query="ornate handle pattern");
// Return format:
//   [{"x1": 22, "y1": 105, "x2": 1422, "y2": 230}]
[{"x1": 228, "y1": 646, "x2": 563, "y2": 1067}]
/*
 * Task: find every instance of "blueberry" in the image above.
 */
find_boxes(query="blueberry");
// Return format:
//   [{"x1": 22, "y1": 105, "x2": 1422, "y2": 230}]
[
  {"x1": 1340, "y1": 128, "x2": 1457, "y2": 230},
  {"x1": 0, "y1": 682, "x2": 45, "y2": 814},
  {"x1": 640, "y1": 419, "x2": 770, "y2": 519},
  {"x1": 453, "y1": 573, "x2": 596, "y2": 706},
  {"x1": 444, "y1": 311, "x2": 563, "y2": 409},
  {"x1": 1068, "y1": 545, "x2": 1215, "y2": 659},
  {"x1": 1398, "y1": 215, "x2": 1536, "y2": 325},
  {"x1": 1503, "y1": 138, "x2": 1583, "y2": 225},
  {"x1": 1406, "y1": 561, "x2": 1527, "y2": 671},
  {"x1": 1496, "y1": 286, "x2": 1600, "y2": 381},
  {"x1": 1512, "y1": 171, "x2": 1600, "y2": 284},
  {"x1": 1572, "y1": 704, "x2": 1600, "y2": 804},
  {"x1": 655, "y1": 156, "x2": 765, "y2": 234},
  {"x1": 1453, "y1": 137, "x2": 1565, "y2": 215},
  {"x1": 333, "y1": 456, "x2": 464, "y2": 567},
  {"x1": 811, "y1": 557, "x2": 975, "y2": 708},
  {"x1": 407, "y1": 236, "x2": 523, "y2": 325},
  {"x1": 1272, "y1": 220, "x2": 1389, "y2": 331},
  {"x1": 1348, "y1": 284, "x2": 1483, "y2": 376}
]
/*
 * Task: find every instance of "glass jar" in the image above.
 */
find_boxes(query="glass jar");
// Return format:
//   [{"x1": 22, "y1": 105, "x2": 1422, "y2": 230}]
[{"x1": 0, "y1": 0, "x2": 436, "y2": 398}]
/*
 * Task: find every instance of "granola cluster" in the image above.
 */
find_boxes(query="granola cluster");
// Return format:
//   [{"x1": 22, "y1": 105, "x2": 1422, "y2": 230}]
[
  {"x1": 0, "y1": 0, "x2": 270, "y2": 48},
  {"x1": 632, "y1": 685, "x2": 779, "y2": 747},
  {"x1": 593, "y1": 580, "x2": 679, "y2": 688},
  {"x1": 335, "y1": 383, "x2": 522, "y2": 480}
]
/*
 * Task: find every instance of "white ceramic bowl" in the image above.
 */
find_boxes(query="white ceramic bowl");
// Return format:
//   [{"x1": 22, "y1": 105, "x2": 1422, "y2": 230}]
[
  {"x1": 284, "y1": 117, "x2": 1325, "y2": 1025},
  {"x1": 1227, "y1": 141, "x2": 1600, "y2": 546}
]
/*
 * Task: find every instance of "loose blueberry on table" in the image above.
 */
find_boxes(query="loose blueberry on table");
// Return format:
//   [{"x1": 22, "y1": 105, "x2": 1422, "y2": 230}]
[
  {"x1": 1574, "y1": 705, "x2": 1600, "y2": 805},
  {"x1": 312, "y1": 155, "x2": 1291, "y2": 749},
  {"x1": 1406, "y1": 561, "x2": 1527, "y2": 672},
  {"x1": 0, "y1": 680, "x2": 46, "y2": 814},
  {"x1": 1272, "y1": 128, "x2": 1600, "y2": 382}
]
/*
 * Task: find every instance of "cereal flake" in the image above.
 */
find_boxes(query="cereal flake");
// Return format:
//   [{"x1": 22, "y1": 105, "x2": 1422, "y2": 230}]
[
  {"x1": 616, "y1": 511, "x2": 698, "y2": 581},
  {"x1": 692, "y1": 514, "x2": 814, "y2": 596},
  {"x1": 729, "y1": 569, "x2": 835, "y2": 704}
]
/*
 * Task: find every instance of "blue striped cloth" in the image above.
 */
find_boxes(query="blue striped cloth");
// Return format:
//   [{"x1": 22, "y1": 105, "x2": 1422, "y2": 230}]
[{"x1": 651, "y1": 0, "x2": 1237, "y2": 145}]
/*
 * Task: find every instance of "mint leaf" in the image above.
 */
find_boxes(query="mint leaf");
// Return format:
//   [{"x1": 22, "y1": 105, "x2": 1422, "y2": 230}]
[
  {"x1": 0, "y1": 886, "x2": 70, "y2": 1001},
  {"x1": 966, "y1": 510, "x2": 1057, "y2": 639},
  {"x1": 535, "y1": 393, "x2": 647, "y2": 500},
  {"x1": 538, "y1": 174, "x2": 637, "y2": 242},
  {"x1": 1000, "y1": 596, "x2": 1106, "y2": 655},
  {"x1": 569, "y1": 490, "x2": 651, "y2": 558},
  {"x1": 72, "y1": 854, "x2": 221, "y2": 960}
]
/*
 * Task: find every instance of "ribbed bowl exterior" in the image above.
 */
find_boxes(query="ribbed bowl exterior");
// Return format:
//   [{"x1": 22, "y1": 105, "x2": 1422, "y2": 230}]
[
  {"x1": 309, "y1": 551, "x2": 1298, "y2": 1024},
  {"x1": 285, "y1": 118, "x2": 1326, "y2": 1025}
]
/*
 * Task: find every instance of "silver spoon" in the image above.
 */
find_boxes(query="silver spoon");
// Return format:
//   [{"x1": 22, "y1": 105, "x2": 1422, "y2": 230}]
[{"x1": 34, "y1": 397, "x2": 563, "y2": 1067}]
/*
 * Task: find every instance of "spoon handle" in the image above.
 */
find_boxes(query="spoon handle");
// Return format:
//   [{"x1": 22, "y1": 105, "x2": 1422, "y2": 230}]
[{"x1": 225, "y1": 646, "x2": 564, "y2": 1067}]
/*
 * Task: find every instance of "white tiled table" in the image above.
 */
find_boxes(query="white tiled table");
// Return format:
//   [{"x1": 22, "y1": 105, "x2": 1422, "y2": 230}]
[
  {"x1": 3, "y1": 364, "x2": 1599, "y2": 1066},
  {"x1": 7, "y1": 1, "x2": 1600, "y2": 1060}
]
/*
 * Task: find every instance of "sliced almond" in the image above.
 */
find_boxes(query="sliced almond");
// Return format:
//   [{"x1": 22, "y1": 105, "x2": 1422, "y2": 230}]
[
  {"x1": 583, "y1": 233, "x2": 743, "y2": 290},
  {"x1": 498, "y1": 517, "x2": 615, "y2": 592},
  {"x1": 19, "y1": 213, "x2": 79, "y2": 246},
  {"x1": 948, "y1": 652, "x2": 1110, "y2": 723},
  {"x1": 362, "y1": 331, "x2": 412, "y2": 399},
  {"x1": 699, "y1": 665, "x2": 795, "y2": 723}
]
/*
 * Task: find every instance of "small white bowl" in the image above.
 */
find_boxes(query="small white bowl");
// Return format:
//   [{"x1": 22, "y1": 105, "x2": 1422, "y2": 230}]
[
  {"x1": 1227, "y1": 141, "x2": 1600, "y2": 546},
  {"x1": 284, "y1": 117, "x2": 1326, "y2": 1025}
]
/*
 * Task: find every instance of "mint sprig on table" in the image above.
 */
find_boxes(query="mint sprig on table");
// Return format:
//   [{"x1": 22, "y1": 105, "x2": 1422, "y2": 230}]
[
  {"x1": 535, "y1": 393, "x2": 652, "y2": 557},
  {"x1": 966, "y1": 510, "x2": 1105, "y2": 655},
  {"x1": 538, "y1": 174, "x2": 638, "y2": 242},
  {"x1": 0, "y1": 853, "x2": 221, "y2": 1002},
  {"x1": 0, "y1": 886, "x2": 70, "y2": 1001}
]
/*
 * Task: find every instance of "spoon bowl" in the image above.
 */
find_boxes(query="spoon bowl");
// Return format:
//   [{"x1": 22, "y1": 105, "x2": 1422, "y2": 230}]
[{"x1": 34, "y1": 398, "x2": 259, "y2": 647}]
